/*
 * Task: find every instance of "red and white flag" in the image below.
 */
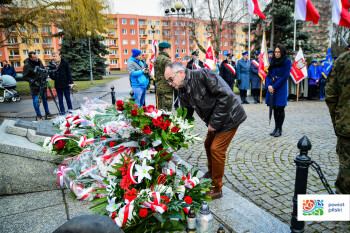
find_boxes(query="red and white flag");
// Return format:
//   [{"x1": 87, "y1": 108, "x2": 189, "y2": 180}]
[
  {"x1": 149, "y1": 39, "x2": 158, "y2": 77},
  {"x1": 332, "y1": 0, "x2": 350, "y2": 28},
  {"x1": 247, "y1": 0, "x2": 266, "y2": 20},
  {"x1": 258, "y1": 31, "x2": 269, "y2": 82},
  {"x1": 290, "y1": 47, "x2": 308, "y2": 84},
  {"x1": 204, "y1": 36, "x2": 217, "y2": 71},
  {"x1": 294, "y1": 0, "x2": 320, "y2": 24}
]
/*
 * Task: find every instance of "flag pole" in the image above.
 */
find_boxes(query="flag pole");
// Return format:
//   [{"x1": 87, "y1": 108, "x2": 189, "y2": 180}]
[
  {"x1": 260, "y1": 82, "x2": 262, "y2": 103},
  {"x1": 296, "y1": 41, "x2": 301, "y2": 102},
  {"x1": 248, "y1": 14, "x2": 251, "y2": 59},
  {"x1": 293, "y1": 19, "x2": 296, "y2": 51}
]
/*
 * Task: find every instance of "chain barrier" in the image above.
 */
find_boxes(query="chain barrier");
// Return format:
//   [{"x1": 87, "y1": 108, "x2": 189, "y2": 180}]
[
  {"x1": 0, "y1": 91, "x2": 112, "y2": 120},
  {"x1": 310, "y1": 160, "x2": 335, "y2": 194}
]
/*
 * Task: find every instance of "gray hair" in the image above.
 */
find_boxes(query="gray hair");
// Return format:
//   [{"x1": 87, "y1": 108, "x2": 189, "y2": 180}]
[
  {"x1": 52, "y1": 51, "x2": 60, "y2": 56},
  {"x1": 165, "y1": 62, "x2": 186, "y2": 73}
]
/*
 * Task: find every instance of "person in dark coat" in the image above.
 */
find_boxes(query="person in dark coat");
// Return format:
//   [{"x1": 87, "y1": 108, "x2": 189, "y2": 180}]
[
  {"x1": 164, "y1": 62, "x2": 246, "y2": 200},
  {"x1": 268, "y1": 50, "x2": 273, "y2": 63},
  {"x1": 23, "y1": 51, "x2": 53, "y2": 120},
  {"x1": 308, "y1": 59, "x2": 320, "y2": 100},
  {"x1": 52, "y1": 51, "x2": 75, "y2": 115},
  {"x1": 250, "y1": 51, "x2": 261, "y2": 104},
  {"x1": 236, "y1": 51, "x2": 251, "y2": 104},
  {"x1": 1, "y1": 60, "x2": 17, "y2": 78},
  {"x1": 265, "y1": 44, "x2": 292, "y2": 137},
  {"x1": 219, "y1": 53, "x2": 236, "y2": 91},
  {"x1": 186, "y1": 51, "x2": 204, "y2": 70}
]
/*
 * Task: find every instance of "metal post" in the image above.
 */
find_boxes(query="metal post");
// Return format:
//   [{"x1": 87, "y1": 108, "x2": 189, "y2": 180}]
[
  {"x1": 129, "y1": 90, "x2": 135, "y2": 102},
  {"x1": 248, "y1": 14, "x2": 251, "y2": 60},
  {"x1": 111, "y1": 86, "x2": 116, "y2": 105},
  {"x1": 293, "y1": 19, "x2": 297, "y2": 51},
  {"x1": 177, "y1": 10, "x2": 180, "y2": 53},
  {"x1": 88, "y1": 37, "x2": 93, "y2": 84},
  {"x1": 290, "y1": 135, "x2": 312, "y2": 233}
]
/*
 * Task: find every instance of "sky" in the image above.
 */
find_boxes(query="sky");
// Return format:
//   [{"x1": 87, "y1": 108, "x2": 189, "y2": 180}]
[{"x1": 112, "y1": 0, "x2": 164, "y2": 16}]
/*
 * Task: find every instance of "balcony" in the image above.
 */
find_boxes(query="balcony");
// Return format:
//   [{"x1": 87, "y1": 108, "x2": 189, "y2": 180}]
[
  {"x1": 109, "y1": 54, "x2": 119, "y2": 58},
  {"x1": 162, "y1": 25, "x2": 169, "y2": 29},
  {"x1": 162, "y1": 34, "x2": 171, "y2": 38},
  {"x1": 108, "y1": 24, "x2": 117, "y2": 28},
  {"x1": 139, "y1": 34, "x2": 147, "y2": 38},
  {"x1": 44, "y1": 54, "x2": 52, "y2": 59},
  {"x1": 109, "y1": 44, "x2": 118, "y2": 48},
  {"x1": 41, "y1": 32, "x2": 52, "y2": 36},
  {"x1": 7, "y1": 43, "x2": 19, "y2": 48},
  {"x1": 142, "y1": 54, "x2": 149, "y2": 58},
  {"x1": 9, "y1": 55, "x2": 21, "y2": 60},
  {"x1": 141, "y1": 44, "x2": 148, "y2": 49},
  {"x1": 10, "y1": 32, "x2": 18, "y2": 36},
  {"x1": 190, "y1": 44, "x2": 196, "y2": 48},
  {"x1": 139, "y1": 24, "x2": 147, "y2": 28},
  {"x1": 43, "y1": 43, "x2": 52, "y2": 48},
  {"x1": 108, "y1": 33, "x2": 116, "y2": 38}
]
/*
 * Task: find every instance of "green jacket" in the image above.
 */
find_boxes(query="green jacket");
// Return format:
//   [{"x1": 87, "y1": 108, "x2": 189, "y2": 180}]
[
  {"x1": 154, "y1": 51, "x2": 173, "y2": 94},
  {"x1": 325, "y1": 51, "x2": 350, "y2": 138}
]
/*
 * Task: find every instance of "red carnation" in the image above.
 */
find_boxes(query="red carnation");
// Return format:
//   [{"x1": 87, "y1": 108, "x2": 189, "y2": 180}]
[
  {"x1": 140, "y1": 141, "x2": 146, "y2": 146},
  {"x1": 159, "y1": 122, "x2": 168, "y2": 130},
  {"x1": 116, "y1": 100, "x2": 124, "y2": 107},
  {"x1": 142, "y1": 106, "x2": 147, "y2": 112},
  {"x1": 118, "y1": 145, "x2": 126, "y2": 153},
  {"x1": 110, "y1": 141, "x2": 115, "y2": 147},
  {"x1": 64, "y1": 130, "x2": 71, "y2": 134},
  {"x1": 124, "y1": 188, "x2": 138, "y2": 202},
  {"x1": 142, "y1": 125, "x2": 152, "y2": 134},
  {"x1": 117, "y1": 106, "x2": 124, "y2": 111},
  {"x1": 171, "y1": 126, "x2": 179, "y2": 133},
  {"x1": 131, "y1": 109, "x2": 138, "y2": 116},
  {"x1": 56, "y1": 140, "x2": 66, "y2": 150},
  {"x1": 147, "y1": 105, "x2": 155, "y2": 111},
  {"x1": 152, "y1": 119, "x2": 161, "y2": 126},
  {"x1": 165, "y1": 120, "x2": 171, "y2": 126},
  {"x1": 157, "y1": 116, "x2": 163, "y2": 121},
  {"x1": 139, "y1": 209, "x2": 148, "y2": 217},
  {"x1": 161, "y1": 195, "x2": 170, "y2": 204},
  {"x1": 65, "y1": 121, "x2": 70, "y2": 128},
  {"x1": 184, "y1": 196, "x2": 192, "y2": 204}
]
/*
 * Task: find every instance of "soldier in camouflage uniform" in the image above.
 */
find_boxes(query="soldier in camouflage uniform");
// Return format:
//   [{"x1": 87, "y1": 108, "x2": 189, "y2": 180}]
[
  {"x1": 325, "y1": 51, "x2": 350, "y2": 194},
  {"x1": 154, "y1": 42, "x2": 173, "y2": 111}
]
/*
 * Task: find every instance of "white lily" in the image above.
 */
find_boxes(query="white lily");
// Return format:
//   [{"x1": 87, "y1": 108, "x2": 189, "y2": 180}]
[
  {"x1": 145, "y1": 109, "x2": 163, "y2": 119},
  {"x1": 134, "y1": 159, "x2": 154, "y2": 183},
  {"x1": 106, "y1": 197, "x2": 122, "y2": 212}
]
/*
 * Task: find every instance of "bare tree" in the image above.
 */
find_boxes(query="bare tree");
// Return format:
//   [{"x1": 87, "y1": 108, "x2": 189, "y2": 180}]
[
  {"x1": 331, "y1": 24, "x2": 350, "y2": 57},
  {"x1": 161, "y1": 0, "x2": 248, "y2": 57}
]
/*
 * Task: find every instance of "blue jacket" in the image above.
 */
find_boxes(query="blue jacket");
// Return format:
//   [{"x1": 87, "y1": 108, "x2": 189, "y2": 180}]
[
  {"x1": 236, "y1": 58, "x2": 251, "y2": 90},
  {"x1": 250, "y1": 59, "x2": 261, "y2": 89},
  {"x1": 1, "y1": 65, "x2": 16, "y2": 78},
  {"x1": 308, "y1": 64, "x2": 320, "y2": 85},
  {"x1": 126, "y1": 57, "x2": 149, "y2": 88},
  {"x1": 265, "y1": 58, "x2": 292, "y2": 107}
]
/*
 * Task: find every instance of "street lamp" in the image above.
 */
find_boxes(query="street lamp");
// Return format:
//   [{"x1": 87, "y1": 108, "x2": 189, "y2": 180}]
[
  {"x1": 165, "y1": 2, "x2": 192, "y2": 55},
  {"x1": 86, "y1": 30, "x2": 93, "y2": 84}
]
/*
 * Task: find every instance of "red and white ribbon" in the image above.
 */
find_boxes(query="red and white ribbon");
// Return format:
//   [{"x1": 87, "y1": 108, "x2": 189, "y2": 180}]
[
  {"x1": 70, "y1": 165, "x2": 97, "y2": 191},
  {"x1": 56, "y1": 165, "x2": 67, "y2": 186},
  {"x1": 51, "y1": 135, "x2": 70, "y2": 144},
  {"x1": 127, "y1": 161, "x2": 139, "y2": 184},
  {"x1": 62, "y1": 149, "x2": 91, "y2": 164},
  {"x1": 183, "y1": 174, "x2": 199, "y2": 189},
  {"x1": 223, "y1": 63, "x2": 236, "y2": 75},
  {"x1": 183, "y1": 205, "x2": 191, "y2": 214},
  {"x1": 78, "y1": 135, "x2": 95, "y2": 148},
  {"x1": 72, "y1": 118, "x2": 87, "y2": 125},
  {"x1": 122, "y1": 200, "x2": 134, "y2": 226},
  {"x1": 142, "y1": 192, "x2": 167, "y2": 214},
  {"x1": 156, "y1": 168, "x2": 174, "y2": 184}
]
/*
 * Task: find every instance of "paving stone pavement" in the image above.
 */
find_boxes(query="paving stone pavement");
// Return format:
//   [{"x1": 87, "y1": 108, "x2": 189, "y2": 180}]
[{"x1": 176, "y1": 100, "x2": 350, "y2": 233}]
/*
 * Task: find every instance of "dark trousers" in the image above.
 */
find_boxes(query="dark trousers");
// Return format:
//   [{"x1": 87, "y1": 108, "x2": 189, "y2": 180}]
[
  {"x1": 252, "y1": 89, "x2": 260, "y2": 97},
  {"x1": 239, "y1": 89, "x2": 247, "y2": 98},
  {"x1": 308, "y1": 85, "x2": 317, "y2": 99},
  {"x1": 56, "y1": 87, "x2": 73, "y2": 115},
  {"x1": 273, "y1": 106, "x2": 285, "y2": 129}
]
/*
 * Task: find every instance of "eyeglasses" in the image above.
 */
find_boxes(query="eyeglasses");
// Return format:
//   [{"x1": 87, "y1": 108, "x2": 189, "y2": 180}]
[{"x1": 166, "y1": 71, "x2": 179, "y2": 84}]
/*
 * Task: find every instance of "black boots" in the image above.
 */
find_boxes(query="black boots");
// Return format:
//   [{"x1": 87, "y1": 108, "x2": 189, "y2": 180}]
[
  {"x1": 270, "y1": 108, "x2": 285, "y2": 137},
  {"x1": 241, "y1": 97, "x2": 250, "y2": 104},
  {"x1": 270, "y1": 128, "x2": 277, "y2": 136},
  {"x1": 253, "y1": 96, "x2": 259, "y2": 104}
]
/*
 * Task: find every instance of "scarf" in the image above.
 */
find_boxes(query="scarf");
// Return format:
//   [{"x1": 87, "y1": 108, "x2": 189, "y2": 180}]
[
  {"x1": 268, "y1": 55, "x2": 287, "y2": 72},
  {"x1": 53, "y1": 58, "x2": 62, "y2": 68}
]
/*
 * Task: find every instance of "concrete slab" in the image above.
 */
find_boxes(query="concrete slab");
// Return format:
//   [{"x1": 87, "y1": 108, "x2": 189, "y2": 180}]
[
  {"x1": 0, "y1": 153, "x2": 60, "y2": 195},
  {"x1": 27, "y1": 129, "x2": 47, "y2": 144},
  {"x1": 36, "y1": 120, "x2": 56, "y2": 137},
  {"x1": 5, "y1": 120, "x2": 28, "y2": 137},
  {"x1": 14, "y1": 119, "x2": 38, "y2": 130},
  {"x1": 64, "y1": 190, "x2": 96, "y2": 220}
]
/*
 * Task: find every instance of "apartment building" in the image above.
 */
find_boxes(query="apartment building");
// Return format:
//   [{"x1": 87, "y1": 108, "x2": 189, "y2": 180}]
[{"x1": 0, "y1": 13, "x2": 248, "y2": 72}]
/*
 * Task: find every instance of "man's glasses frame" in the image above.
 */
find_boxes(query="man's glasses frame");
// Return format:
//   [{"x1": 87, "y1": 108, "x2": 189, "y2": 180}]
[{"x1": 167, "y1": 71, "x2": 179, "y2": 84}]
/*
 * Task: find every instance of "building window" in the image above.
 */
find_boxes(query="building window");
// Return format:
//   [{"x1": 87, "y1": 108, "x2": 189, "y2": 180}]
[
  {"x1": 9, "y1": 50, "x2": 19, "y2": 56},
  {"x1": 7, "y1": 38, "x2": 18, "y2": 44},
  {"x1": 220, "y1": 42, "x2": 222, "y2": 46},
  {"x1": 156, "y1": 30, "x2": 160, "y2": 35},
  {"x1": 182, "y1": 40, "x2": 185, "y2": 44},
  {"x1": 11, "y1": 62, "x2": 21, "y2": 67},
  {"x1": 122, "y1": 19, "x2": 127, "y2": 24},
  {"x1": 175, "y1": 40, "x2": 178, "y2": 44},
  {"x1": 140, "y1": 40, "x2": 146, "y2": 45},
  {"x1": 141, "y1": 49, "x2": 147, "y2": 53},
  {"x1": 107, "y1": 19, "x2": 115, "y2": 25},
  {"x1": 131, "y1": 39, "x2": 136, "y2": 45},
  {"x1": 148, "y1": 40, "x2": 152, "y2": 44},
  {"x1": 148, "y1": 30, "x2": 152, "y2": 35},
  {"x1": 42, "y1": 26, "x2": 51, "y2": 33},
  {"x1": 59, "y1": 37, "x2": 63, "y2": 43},
  {"x1": 23, "y1": 50, "x2": 28, "y2": 56},
  {"x1": 110, "y1": 60, "x2": 118, "y2": 65},
  {"x1": 162, "y1": 21, "x2": 168, "y2": 26},
  {"x1": 33, "y1": 38, "x2": 40, "y2": 44},
  {"x1": 130, "y1": 29, "x2": 135, "y2": 35},
  {"x1": 43, "y1": 38, "x2": 52, "y2": 44},
  {"x1": 20, "y1": 26, "x2": 26, "y2": 32},
  {"x1": 109, "y1": 39, "x2": 116, "y2": 45},
  {"x1": 156, "y1": 21, "x2": 160, "y2": 25},
  {"x1": 241, "y1": 35, "x2": 244, "y2": 38},
  {"x1": 122, "y1": 29, "x2": 127, "y2": 35},
  {"x1": 123, "y1": 49, "x2": 128, "y2": 54},
  {"x1": 190, "y1": 49, "x2": 194, "y2": 53},
  {"x1": 246, "y1": 35, "x2": 248, "y2": 38},
  {"x1": 181, "y1": 31, "x2": 185, "y2": 35},
  {"x1": 163, "y1": 40, "x2": 169, "y2": 43},
  {"x1": 124, "y1": 59, "x2": 128, "y2": 64},
  {"x1": 182, "y1": 48, "x2": 186, "y2": 53},
  {"x1": 157, "y1": 40, "x2": 160, "y2": 44},
  {"x1": 44, "y1": 49, "x2": 52, "y2": 55},
  {"x1": 130, "y1": 19, "x2": 135, "y2": 25},
  {"x1": 110, "y1": 50, "x2": 118, "y2": 55},
  {"x1": 175, "y1": 30, "x2": 179, "y2": 35},
  {"x1": 148, "y1": 20, "x2": 152, "y2": 25},
  {"x1": 224, "y1": 42, "x2": 228, "y2": 46},
  {"x1": 175, "y1": 21, "x2": 178, "y2": 26},
  {"x1": 148, "y1": 49, "x2": 151, "y2": 53},
  {"x1": 123, "y1": 39, "x2": 128, "y2": 45},
  {"x1": 35, "y1": 49, "x2": 41, "y2": 55},
  {"x1": 139, "y1": 20, "x2": 145, "y2": 25},
  {"x1": 176, "y1": 49, "x2": 179, "y2": 53},
  {"x1": 203, "y1": 33, "x2": 206, "y2": 37},
  {"x1": 189, "y1": 40, "x2": 194, "y2": 45},
  {"x1": 203, "y1": 42, "x2": 206, "y2": 46},
  {"x1": 181, "y1": 21, "x2": 185, "y2": 26},
  {"x1": 32, "y1": 27, "x2": 38, "y2": 33},
  {"x1": 139, "y1": 30, "x2": 145, "y2": 35},
  {"x1": 21, "y1": 38, "x2": 27, "y2": 44}
]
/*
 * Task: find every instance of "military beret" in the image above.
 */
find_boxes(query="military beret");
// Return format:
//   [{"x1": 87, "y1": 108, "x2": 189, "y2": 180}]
[
  {"x1": 312, "y1": 59, "x2": 318, "y2": 63},
  {"x1": 293, "y1": 51, "x2": 298, "y2": 55},
  {"x1": 320, "y1": 59, "x2": 326, "y2": 63},
  {"x1": 242, "y1": 51, "x2": 248, "y2": 56},
  {"x1": 268, "y1": 50, "x2": 273, "y2": 54},
  {"x1": 226, "y1": 53, "x2": 233, "y2": 58},
  {"x1": 191, "y1": 51, "x2": 199, "y2": 56},
  {"x1": 255, "y1": 51, "x2": 260, "y2": 55},
  {"x1": 159, "y1": 42, "x2": 171, "y2": 48}
]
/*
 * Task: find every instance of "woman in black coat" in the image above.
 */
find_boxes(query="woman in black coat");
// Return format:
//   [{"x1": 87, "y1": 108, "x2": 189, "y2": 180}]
[{"x1": 52, "y1": 52, "x2": 74, "y2": 115}]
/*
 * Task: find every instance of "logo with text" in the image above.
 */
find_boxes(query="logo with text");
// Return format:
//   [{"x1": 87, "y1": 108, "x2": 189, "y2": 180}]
[{"x1": 302, "y1": 199, "x2": 324, "y2": 216}]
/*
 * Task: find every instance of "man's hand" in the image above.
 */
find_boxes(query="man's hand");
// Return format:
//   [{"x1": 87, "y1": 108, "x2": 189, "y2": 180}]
[
  {"x1": 208, "y1": 124, "x2": 216, "y2": 132},
  {"x1": 69, "y1": 84, "x2": 75, "y2": 88},
  {"x1": 268, "y1": 85, "x2": 274, "y2": 93}
]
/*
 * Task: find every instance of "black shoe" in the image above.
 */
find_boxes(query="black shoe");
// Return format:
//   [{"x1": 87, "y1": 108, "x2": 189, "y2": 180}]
[
  {"x1": 46, "y1": 113, "x2": 54, "y2": 119},
  {"x1": 270, "y1": 128, "x2": 277, "y2": 136},
  {"x1": 274, "y1": 128, "x2": 282, "y2": 137},
  {"x1": 201, "y1": 171, "x2": 212, "y2": 179},
  {"x1": 243, "y1": 98, "x2": 250, "y2": 104}
]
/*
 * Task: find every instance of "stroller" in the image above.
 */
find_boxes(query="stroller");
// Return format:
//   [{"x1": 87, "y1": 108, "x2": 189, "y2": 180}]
[{"x1": 0, "y1": 75, "x2": 21, "y2": 102}]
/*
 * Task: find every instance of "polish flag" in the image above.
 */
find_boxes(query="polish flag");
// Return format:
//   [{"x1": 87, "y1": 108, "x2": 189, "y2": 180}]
[
  {"x1": 294, "y1": 0, "x2": 320, "y2": 24},
  {"x1": 247, "y1": 0, "x2": 266, "y2": 20},
  {"x1": 258, "y1": 32, "x2": 269, "y2": 82},
  {"x1": 290, "y1": 47, "x2": 308, "y2": 84},
  {"x1": 204, "y1": 36, "x2": 217, "y2": 71},
  {"x1": 332, "y1": 0, "x2": 350, "y2": 28},
  {"x1": 149, "y1": 39, "x2": 158, "y2": 77}
]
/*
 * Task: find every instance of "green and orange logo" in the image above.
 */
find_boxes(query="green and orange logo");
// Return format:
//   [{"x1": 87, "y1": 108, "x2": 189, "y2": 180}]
[{"x1": 302, "y1": 200, "x2": 324, "y2": 216}]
